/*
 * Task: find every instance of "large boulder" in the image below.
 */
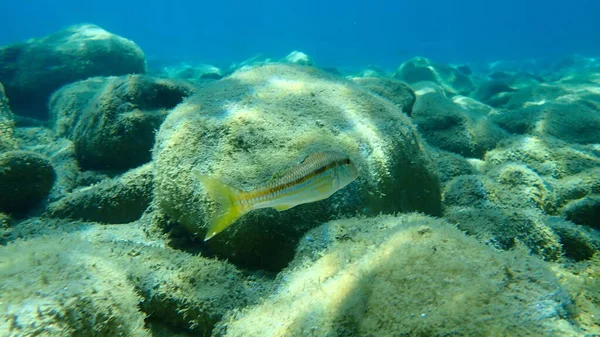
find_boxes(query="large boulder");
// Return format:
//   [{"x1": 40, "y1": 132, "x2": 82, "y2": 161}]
[
  {"x1": 50, "y1": 75, "x2": 193, "y2": 170},
  {"x1": 352, "y1": 77, "x2": 416, "y2": 115},
  {"x1": 153, "y1": 64, "x2": 442, "y2": 270},
  {"x1": 0, "y1": 24, "x2": 146, "y2": 119},
  {"x1": 0, "y1": 151, "x2": 56, "y2": 215},
  {"x1": 411, "y1": 88, "x2": 508, "y2": 158},
  {"x1": 215, "y1": 214, "x2": 580, "y2": 336},
  {"x1": 394, "y1": 57, "x2": 474, "y2": 95}
]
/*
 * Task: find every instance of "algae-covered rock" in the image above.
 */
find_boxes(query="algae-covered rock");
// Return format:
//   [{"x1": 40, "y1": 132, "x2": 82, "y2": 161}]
[
  {"x1": 411, "y1": 89, "x2": 508, "y2": 158},
  {"x1": 484, "y1": 135, "x2": 600, "y2": 179},
  {"x1": 0, "y1": 212, "x2": 12, "y2": 245},
  {"x1": 0, "y1": 24, "x2": 146, "y2": 119},
  {"x1": 127, "y1": 236, "x2": 268, "y2": 334},
  {"x1": 14, "y1": 127, "x2": 81, "y2": 203},
  {"x1": 444, "y1": 204, "x2": 562, "y2": 261},
  {"x1": 46, "y1": 163, "x2": 154, "y2": 223},
  {"x1": 153, "y1": 63, "x2": 441, "y2": 270},
  {"x1": 428, "y1": 147, "x2": 478, "y2": 183},
  {"x1": 546, "y1": 216, "x2": 600, "y2": 261},
  {"x1": 562, "y1": 194, "x2": 600, "y2": 229},
  {"x1": 471, "y1": 79, "x2": 516, "y2": 106},
  {"x1": 351, "y1": 77, "x2": 415, "y2": 115},
  {"x1": 541, "y1": 100, "x2": 600, "y2": 144},
  {"x1": 490, "y1": 104, "x2": 543, "y2": 134},
  {"x1": 503, "y1": 83, "x2": 569, "y2": 110},
  {"x1": 0, "y1": 234, "x2": 150, "y2": 337},
  {"x1": 50, "y1": 74, "x2": 193, "y2": 170},
  {"x1": 160, "y1": 63, "x2": 224, "y2": 81},
  {"x1": 0, "y1": 82, "x2": 17, "y2": 152},
  {"x1": 0, "y1": 151, "x2": 55, "y2": 215},
  {"x1": 394, "y1": 57, "x2": 474, "y2": 95},
  {"x1": 552, "y1": 167, "x2": 600, "y2": 210},
  {"x1": 411, "y1": 90, "x2": 476, "y2": 156},
  {"x1": 442, "y1": 165, "x2": 562, "y2": 260},
  {"x1": 215, "y1": 214, "x2": 579, "y2": 336},
  {"x1": 0, "y1": 218, "x2": 267, "y2": 337},
  {"x1": 282, "y1": 51, "x2": 314, "y2": 66}
]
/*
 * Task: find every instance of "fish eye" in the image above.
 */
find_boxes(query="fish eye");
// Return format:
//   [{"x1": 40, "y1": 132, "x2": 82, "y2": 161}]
[{"x1": 344, "y1": 158, "x2": 351, "y2": 165}]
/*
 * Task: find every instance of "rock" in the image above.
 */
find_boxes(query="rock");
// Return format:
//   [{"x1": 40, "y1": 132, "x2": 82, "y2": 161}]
[
  {"x1": 486, "y1": 163, "x2": 554, "y2": 211},
  {"x1": 0, "y1": 24, "x2": 146, "y2": 119},
  {"x1": 552, "y1": 55, "x2": 600, "y2": 75},
  {"x1": 160, "y1": 63, "x2": 224, "y2": 81},
  {"x1": 484, "y1": 135, "x2": 600, "y2": 179},
  {"x1": 442, "y1": 163, "x2": 562, "y2": 261},
  {"x1": 428, "y1": 147, "x2": 477, "y2": 183},
  {"x1": 411, "y1": 91, "x2": 476, "y2": 156},
  {"x1": 487, "y1": 71, "x2": 545, "y2": 88},
  {"x1": 50, "y1": 74, "x2": 193, "y2": 170},
  {"x1": 353, "y1": 64, "x2": 386, "y2": 78},
  {"x1": 215, "y1": 214, "x2": 578, "y2": 336},
  {"x1": 0, "y1": 212, "x2": 12, "y2": 245},
  {"x1": 451, "y1": 95, "x2": 510, "y2": 153},
  {"x1": 411, "y1": 89, "x2": 508, "y2": 158},
  {"x1": 46, "y1": 163, "x2": 154, "y2": 224},
  {"x1": 552, "y1": 167, "x2": 600, "y2": 210},
  {"x1": 542, "y1": 100, "x2": 600, "y2": 144},
  {"x1": 546, "y1": 216, "x2": 600, "y2": 261},
  {"x1": 562, "y1": 195, "x2": 600, "y2": 229},
  {"x1": 14, "y1": 127, "x2": 80, "y2": 203},
  {"x1": 471, "y1": 80, "x2": 516, "y2": 106},
  {"x1": 444, "y1": 204, "x2": 562, "y2": 261},
  {"x1": 281, "y1": 51, "x2": 313, "y2": 66},
  {"x1": 490, "y1": 105, "x2": 543, "y2": 134},
  {"x1": 443, "y1": 163, "x2": 553, "y2": 213},
  {"x1": 0, "y1": 220, "x2": 265, "y2": 337},
  {"x1": 394, "y1": 57, "x2": 474, "y2": 95},
  {"x1": 0, "y1": 82, "x2": 17, "y2": 152},
  {"x1": 503, "y1": 83, "x2": 568, "y2": 110},
  {"x1": 0, "y1": 151, "x2": 55, "y2": 215},
  {"x1": 456, "y1": 64, "x2": 473, "y2": 75},
  {"x1": 352, "y1": 77, "x2": 416, "y2": 115},
  {"x1": 0, "y1": 234, "x2": 150, "y2": 337},
  {"x1": 153, "y1": 64, "x2": 441, "y2": 270}
]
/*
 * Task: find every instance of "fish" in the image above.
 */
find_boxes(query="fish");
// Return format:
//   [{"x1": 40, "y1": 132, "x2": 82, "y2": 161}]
[{"x1": 195, "y1": 151, "x2": 359, "y2": 241}]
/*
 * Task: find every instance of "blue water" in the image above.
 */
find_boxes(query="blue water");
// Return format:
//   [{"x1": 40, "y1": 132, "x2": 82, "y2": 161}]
[{"x1": 2, "y1": 0, "x2": 600, "y2": 69}]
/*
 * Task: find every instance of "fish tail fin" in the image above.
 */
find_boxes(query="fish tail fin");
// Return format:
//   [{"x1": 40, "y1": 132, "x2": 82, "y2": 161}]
[{"x1": 194, "y1": 172, "x2": 246, "y2": 241}]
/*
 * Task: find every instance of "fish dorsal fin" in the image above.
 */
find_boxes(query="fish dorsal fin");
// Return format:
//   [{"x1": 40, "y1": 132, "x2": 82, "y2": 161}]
[{"x1": 267, "y1": 154, "x2": 314, "y2": 183}]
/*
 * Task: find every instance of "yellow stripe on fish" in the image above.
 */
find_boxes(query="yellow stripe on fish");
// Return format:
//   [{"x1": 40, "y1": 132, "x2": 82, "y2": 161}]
[{"x1": 195, "y1": 151, "x2": 359, "y2": 241}]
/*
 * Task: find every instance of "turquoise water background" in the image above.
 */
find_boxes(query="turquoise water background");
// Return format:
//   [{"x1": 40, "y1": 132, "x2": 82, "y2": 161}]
[{"x1": 2, "y1": 0, "x2": 600, "y2": 68}]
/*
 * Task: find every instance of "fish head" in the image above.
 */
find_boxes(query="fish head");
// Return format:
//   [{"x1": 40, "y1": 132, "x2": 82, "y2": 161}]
[{"x1": 336, "y1": 156, "x2": 359, "y2": 188}]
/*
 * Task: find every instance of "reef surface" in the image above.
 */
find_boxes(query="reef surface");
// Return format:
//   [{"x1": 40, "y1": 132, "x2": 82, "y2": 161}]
[{"x1": 0, "y1": 25, "x2": 599, "y2": 336}]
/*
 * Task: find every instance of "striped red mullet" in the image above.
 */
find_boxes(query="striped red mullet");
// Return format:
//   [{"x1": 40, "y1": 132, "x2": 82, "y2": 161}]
[{"x1": 195, "y1": 151, "x2": 359, "y2": 240}]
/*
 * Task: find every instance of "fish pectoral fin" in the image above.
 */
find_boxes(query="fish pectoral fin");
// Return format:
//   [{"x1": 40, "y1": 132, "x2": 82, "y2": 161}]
[{"x1": 273, "y1": 204, "x2": 296, "y2": 211}]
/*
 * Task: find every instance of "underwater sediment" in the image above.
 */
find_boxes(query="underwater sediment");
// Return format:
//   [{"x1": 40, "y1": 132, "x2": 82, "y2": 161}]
[{"x1": 0, "y1": 25, "x2": 599, "y2": 336}]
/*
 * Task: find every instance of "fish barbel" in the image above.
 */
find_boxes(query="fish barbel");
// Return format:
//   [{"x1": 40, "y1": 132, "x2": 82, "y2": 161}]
[{"x1": 195, "y1": 151, "x2": 359, "y2": 240}]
